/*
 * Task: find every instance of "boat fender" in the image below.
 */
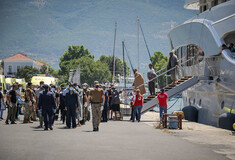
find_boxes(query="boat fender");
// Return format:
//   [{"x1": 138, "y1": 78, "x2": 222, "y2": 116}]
[
  {"x1": 182, "y1": 106, "x2": 198, "y2": 122},
  {"x1": 219, "y1": 113, "x2": 235, "y2": 131}
]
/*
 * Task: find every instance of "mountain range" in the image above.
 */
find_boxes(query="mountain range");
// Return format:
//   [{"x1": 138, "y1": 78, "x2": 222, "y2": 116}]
[{"x1": 0, "y1": 0, "x2": 197, "y2": 72}]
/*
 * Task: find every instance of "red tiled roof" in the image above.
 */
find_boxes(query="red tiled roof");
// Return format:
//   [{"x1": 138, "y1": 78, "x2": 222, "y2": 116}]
[
  {"x1": 37, "y1": 61, "x2": 44, "y2": 66},
  {"x1": 4, "y1": 52, "x2": 33, "y2": 61}
]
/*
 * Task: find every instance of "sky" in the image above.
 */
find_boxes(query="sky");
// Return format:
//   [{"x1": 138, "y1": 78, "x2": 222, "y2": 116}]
[{"x1": 0, "y1": 0, "x2": 198, "y2": 77}]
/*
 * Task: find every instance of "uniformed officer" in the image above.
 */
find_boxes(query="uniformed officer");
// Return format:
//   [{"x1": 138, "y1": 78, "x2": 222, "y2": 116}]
[
  {"x1": 38, "y1": 85, "x2": 56, "y2": 130},
  {"x1": 65, "y1": 85, "x2": 79, "y2": 129},
  {"x1": 81, "y1": 83, "x2": 89, "y2": 124},
  {"x1": 87, "y1": 81, "x2": 105, "y2": 132}
]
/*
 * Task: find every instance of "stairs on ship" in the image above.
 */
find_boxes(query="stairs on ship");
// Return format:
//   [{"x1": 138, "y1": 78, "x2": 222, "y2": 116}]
[{"x1": 141, "y1": 76, "x2": 198, "y2": 114}]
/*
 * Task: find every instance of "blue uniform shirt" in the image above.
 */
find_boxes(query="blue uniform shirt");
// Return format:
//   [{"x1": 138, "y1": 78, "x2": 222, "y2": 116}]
[
  {"x1": 65, "y1": 91, "x2": 79, "y2": 108},
  {"x1": 38, "y1": 90, "x2": 56, "y2": 110}
]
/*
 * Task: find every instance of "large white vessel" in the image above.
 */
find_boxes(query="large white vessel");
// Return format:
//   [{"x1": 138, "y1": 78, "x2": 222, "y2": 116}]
[{"x1": 168, "y1": 0, "x2": 235, "y2": 129}]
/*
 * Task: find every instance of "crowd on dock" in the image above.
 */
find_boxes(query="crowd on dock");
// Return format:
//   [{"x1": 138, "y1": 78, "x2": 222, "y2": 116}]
[
  {"x1": 0, "y1": 52, "x2": 179, "y2": 131},
  {"x1": 0, "y1": 79, "x2": 160, "y2": 131}
]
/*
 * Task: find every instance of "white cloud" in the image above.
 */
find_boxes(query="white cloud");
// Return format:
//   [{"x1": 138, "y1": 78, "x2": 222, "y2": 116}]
[
  {"x1": 124, "y1": 34, "x2": 137, "y2": 38},
  {"x1": 153, "y1": 34, "x2": 168, "y2": 40},
  {"x1": 159, "y1": 29, "x2": 171, "y2": 33},
  {"x1": 30, "y1": 0, "x2": 46, "y2": 9}
]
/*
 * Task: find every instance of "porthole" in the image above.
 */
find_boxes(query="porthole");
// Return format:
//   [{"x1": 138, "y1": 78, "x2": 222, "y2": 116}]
[
  {"x1": 199, "y1": 99, "x2": 201, "y2": 106},
  {"x1": 221, "y1": 101, "x2": 224, "y2": 110}
]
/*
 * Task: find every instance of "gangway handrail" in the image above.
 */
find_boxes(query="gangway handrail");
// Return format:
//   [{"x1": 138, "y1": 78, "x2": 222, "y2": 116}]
[
  {"x1": 154, "y1": 57, "x2": 187, "y2": 76},
  {"x1": 212, "y1": 13, "x2": 235, "y2": 25},
  {"x1": 136, "y1": 56, "x2": 196, "y2": 89}
]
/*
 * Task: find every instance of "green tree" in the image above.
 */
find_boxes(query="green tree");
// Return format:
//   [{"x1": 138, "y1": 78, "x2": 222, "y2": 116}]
[
  {"x1": 59, "y1": 45, "x2": 111, "y2": 84},
  {"x1": 76, "y1": 57, "x2": 111, "y2": 85},
  {"x1": 40, "y1": 65, "x2": 47, "y2": 74},
  {"x1": 16, "y1": 65, "x2": 40, "y2": 82},
  {"x1": 99, "y1": 55, "x2": 129, "y2": 78},
  {"x1": 59, "y1": 45, "x2": 94, "y2": 81},
  {"x1": 150, "y1": 51, "x2": 169, "y2": 88}
]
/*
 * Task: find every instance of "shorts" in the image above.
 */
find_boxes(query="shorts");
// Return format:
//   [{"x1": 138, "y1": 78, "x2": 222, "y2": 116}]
[{"x1": 112, "y1": 104, "x2": 120, "y2": 112}]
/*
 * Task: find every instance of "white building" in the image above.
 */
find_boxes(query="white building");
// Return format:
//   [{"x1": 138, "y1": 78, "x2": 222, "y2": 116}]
[{"x1": 4, "y1": 52, "x2": 44, "y2": 77}]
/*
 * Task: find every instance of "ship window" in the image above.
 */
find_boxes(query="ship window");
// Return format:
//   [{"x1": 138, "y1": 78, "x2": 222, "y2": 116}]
[
  {"x1": 203, "y1": 5, "x2": 207, "y2": 11},
  {"x1": 221, "y1": 101, "x2": 224, "y2": 110},
  {"x1": 199, "y1": 99, "x2": 202, "y2": 106},
  {"x1": 214, "y1": 0, "x2": 218, "y2": 6}
]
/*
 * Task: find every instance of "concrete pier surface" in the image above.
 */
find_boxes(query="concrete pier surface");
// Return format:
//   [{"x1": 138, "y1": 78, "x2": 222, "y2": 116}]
[{"x1": 0, "y1": 112, "x2": 234, "y2": 160}]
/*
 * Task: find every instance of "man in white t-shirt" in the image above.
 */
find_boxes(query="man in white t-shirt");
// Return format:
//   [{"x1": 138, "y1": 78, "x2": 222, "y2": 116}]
[{"x1": 147, "y1": 64, "x2": 156, "y2": 95}]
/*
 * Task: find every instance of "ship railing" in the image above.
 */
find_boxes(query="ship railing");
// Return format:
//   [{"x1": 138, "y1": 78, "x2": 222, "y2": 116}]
[
  {"x1": 205, "y1": 56, "x2": 221, "y2": 77},
  {"x1": 136, "y1": 56, "x2": 196, "y2": 90}
]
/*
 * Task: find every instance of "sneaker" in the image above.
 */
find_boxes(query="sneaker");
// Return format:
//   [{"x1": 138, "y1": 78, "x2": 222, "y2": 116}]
[
  {"x1": 49, "y1": 127, "x2": 53, "y2": 130},
  {"x1": 44, "y1": 128, "x2": 48, "y2": 131},
  {"x1": 5, "y1": 121, "x2": 9, "y2": 125},
  {"x1": 28, "y1": 120, "x2": 33, "y2": 123},
  {"x1": 11, "y1": 121, "x2": 17, "y2": 124}
]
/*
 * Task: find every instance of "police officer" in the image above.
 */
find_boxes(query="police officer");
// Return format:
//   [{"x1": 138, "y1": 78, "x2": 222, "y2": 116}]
[
  {"x1": 87, "y1": 81, "x2": 105, "y2": 132},
  {"x1": 59, "y1": 86, "x2": 66, "y2": 124},
  {"x1": 65, "y1": 84, "x2": 79, "y2": 129},
  {"x1": 38, "y1": 85, "x2": 56, "y2": 130},
  {"x1": 35, "y1": 81, "x2": 44, "y2": 128}
]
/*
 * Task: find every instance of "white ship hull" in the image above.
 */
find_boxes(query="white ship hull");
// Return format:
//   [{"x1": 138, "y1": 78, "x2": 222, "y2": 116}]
[{"x1": 168, "y1": 0, "x2": 235, "y2": 128}]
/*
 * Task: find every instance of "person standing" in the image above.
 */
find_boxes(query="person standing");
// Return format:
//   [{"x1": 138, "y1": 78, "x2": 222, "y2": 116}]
[
  {"x1": 132, "y1": 89, "x2": 143, "y2": 122},
  {"x1": 107, "y1": 85, "x2": 113, "y2": 120},
  {"x1": 87, "y1": 81, "x2": 105, "y2": 132},
  {"x1": 167, "y1": 52, "x2": 178, "y2": 85},
  {"x1": 101, "y1": 86, "x2": 109, "y2": 122},
  {"x1": 59, "y1": 86, "x2": 66, "y2": 124},
  {"x1": 5, "y1": 84, "x2": 18, "y2": 124},
  {"x1": 157, "y1": 89, "x2": 169, "y2": 120},
  {"x1": 111, "y1": 87, "x2": 122, "y2": 120},
  {"x1": 65, "y1": 85, "x2": 79, "y2": 129},
  {"x1": 147, "y1": 64, "x2": 156, "y2": 95},
  {"x1": 133, "y1": 69, "x2": 146, "y2": 95},
  {"x1": 0, "y1": 86, "x2": 5, "y2": 120},
  {"x1": 81, "y1": 83, "x2": 89, "y2": 124},
  {"x1": 130, "y1": 90, "x2": 138, "y2": 121},
  {"x1": 35, "y1": 81, "x2": 44, "y2": 128},
  {"x1": 23, "y1": 89, "x2": 34, "y2": 123},
  {"x1": 38, "y1": 85, "x2": 56, "y2": 130}
]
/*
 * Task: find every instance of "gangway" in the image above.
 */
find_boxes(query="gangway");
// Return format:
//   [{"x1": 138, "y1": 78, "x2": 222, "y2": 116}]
[
  {"x1": 134, "y1": 56, "x2": 210, "y2": 114},
  {"x1": 141, "y1": 76, "x2": 209, "y2": 114}
]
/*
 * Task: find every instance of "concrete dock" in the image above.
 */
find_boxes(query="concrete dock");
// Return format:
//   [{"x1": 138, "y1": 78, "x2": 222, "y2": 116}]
[{"x1": 0, "y1": 112, "x2": 234, "y2": 160}]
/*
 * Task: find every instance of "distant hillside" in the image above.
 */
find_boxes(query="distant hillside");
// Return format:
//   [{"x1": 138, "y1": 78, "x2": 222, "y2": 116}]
[{"x1": 0, "y1": 0, "x2": 197, "y2": 70}]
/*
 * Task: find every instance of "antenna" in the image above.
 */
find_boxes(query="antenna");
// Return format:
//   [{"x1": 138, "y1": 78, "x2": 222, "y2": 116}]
[
  {"x1": 112, "y1": 22, "x2": 117, "y2": 83},
  {"x1": 137, "y1": 17, "x2": 140, "y2": 71}
]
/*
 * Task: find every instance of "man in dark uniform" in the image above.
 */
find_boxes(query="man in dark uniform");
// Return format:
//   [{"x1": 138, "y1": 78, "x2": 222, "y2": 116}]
[
  {"x1": 65, "y1": 85, "x2": 79, "y2": 129},
  {"x1": 6, "y1": 84, "x2": 18, "y2": 124},
  {"x1": 59, "y1": 86, "x2": 66, "y2": 124},
  {"x1": 101, "y1": 86, "x2": 109, "y2": 122},
  {"x1": 107, "y1": 84, "x2": 113, "y2": 120},
  {"x1": 38, "y1": 85, "x2": 56, "y2": 130}
]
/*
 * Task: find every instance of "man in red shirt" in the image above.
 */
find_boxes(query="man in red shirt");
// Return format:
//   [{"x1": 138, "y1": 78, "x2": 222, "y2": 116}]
[{"x1": 157, "y1": 89, "x2": 169, "y2": 119}]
